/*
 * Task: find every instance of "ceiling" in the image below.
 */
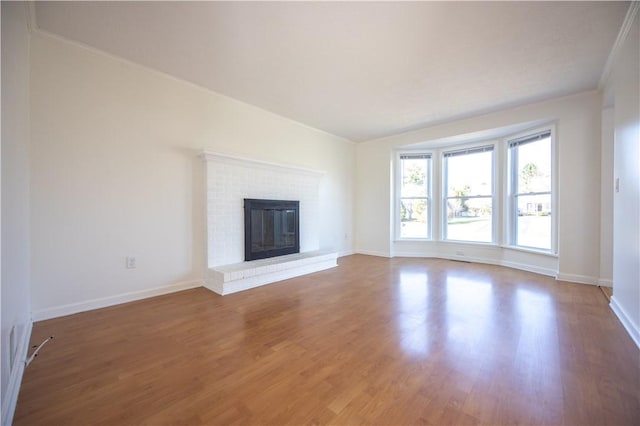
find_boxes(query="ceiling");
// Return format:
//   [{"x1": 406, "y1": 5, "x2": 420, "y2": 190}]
[{"x1": 34, "y1": 1, "x2": 629, "y2": 142}]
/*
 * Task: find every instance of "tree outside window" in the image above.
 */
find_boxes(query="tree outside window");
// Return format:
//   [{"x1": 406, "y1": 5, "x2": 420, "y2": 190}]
[{"x1": 399, "y1": 154, "x2": 431, "y2": 238}]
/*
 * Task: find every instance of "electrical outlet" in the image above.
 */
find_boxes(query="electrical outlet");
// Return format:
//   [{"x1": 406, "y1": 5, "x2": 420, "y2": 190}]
[
  {"x1": 455, "y1": 250, "x2": 465, "y2": 256},
  {"x1": 126, "y1": 256, "x2": 137, "y2": 269}
]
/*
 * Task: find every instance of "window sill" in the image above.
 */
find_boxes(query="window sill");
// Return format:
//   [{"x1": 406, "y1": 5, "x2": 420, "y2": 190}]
[
  {"x1": 393, "y1": 240, "x2": 558, "y2": 258},
  {"x1": 500, "y1": 245, "x2": 558, "y2": 258},
  {"x1": 439, "y1": 240, "x2": 497, "y2": 247},
  {"x1": 395, "y1": 239, "x2": 499, "y2": 247}
]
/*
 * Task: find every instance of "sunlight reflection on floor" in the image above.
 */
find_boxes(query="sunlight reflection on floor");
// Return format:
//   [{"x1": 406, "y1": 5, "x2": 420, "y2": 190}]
[{"x1": 396, "y1": 270, "x2": 429, "y2": 356}]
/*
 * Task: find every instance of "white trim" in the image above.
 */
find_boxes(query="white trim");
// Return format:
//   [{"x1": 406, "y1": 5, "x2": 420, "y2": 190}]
[
  {"x1": 555, "y1": 273, "x2": 599, "y2": 286},
  {"x1": 610, "y1": 296, "x2": 640, "y2": 349},
  {"x1": 391, "y1": 250, "x2": 557, "y2": 277},
  {"x1": 32, "y1": 280, "x2": 203, "y2": 321},
  {"x1": 598, "y1": 278, "x2": 613, "y2": 287},
  {"x1": 2, "y1": 320, "x2": 33, "y2": 426},
  {"x1": 498, "y1": 244, "x2": 558, "y2": 258},
  {"x1": 354, "y1": 249, "x2": 392, "y2": 258},
  {"x1": 599, "y1": 2, "x2": 640, "y2": 89},
  {"x1": 499, "y1": 259, "x2": 556, "y2": 277}
]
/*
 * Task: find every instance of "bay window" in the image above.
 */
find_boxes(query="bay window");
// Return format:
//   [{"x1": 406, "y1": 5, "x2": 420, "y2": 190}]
[{"x1": 395, "y1": 125, "x2": 554, "y2": 253}]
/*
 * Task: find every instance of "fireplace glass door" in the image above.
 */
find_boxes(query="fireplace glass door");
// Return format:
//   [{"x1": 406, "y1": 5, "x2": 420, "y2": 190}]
[
  {"x1": 251, "y1": 208, "x2": 297, "y2": 252},
  {"x1": 244, "y1": 199, "x2": 300, "y2": 261}
]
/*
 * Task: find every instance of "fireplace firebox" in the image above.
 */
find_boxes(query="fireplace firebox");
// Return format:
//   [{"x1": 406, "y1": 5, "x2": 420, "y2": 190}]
[{"x1": 244, "y1": 199, "x2": 300, "y2": 261}]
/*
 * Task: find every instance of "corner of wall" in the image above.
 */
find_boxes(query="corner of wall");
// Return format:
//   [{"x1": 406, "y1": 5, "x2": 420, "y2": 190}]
[
  {"x1": 1, "y1": 2, "x2": 34, "y2": 424},
  {"x1": 1, "y1": 319, "x2": 33, "y2": 426}
]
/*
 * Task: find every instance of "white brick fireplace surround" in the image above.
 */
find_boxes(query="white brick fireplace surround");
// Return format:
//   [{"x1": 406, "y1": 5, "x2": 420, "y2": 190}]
[{"x1": 200, "y1": 151, "x2": 338, "y2": 295}]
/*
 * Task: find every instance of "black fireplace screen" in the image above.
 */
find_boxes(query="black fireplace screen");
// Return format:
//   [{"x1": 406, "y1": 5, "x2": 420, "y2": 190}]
[{"x1": 244, "y1": 199, "x2": 300, "y2": 261}]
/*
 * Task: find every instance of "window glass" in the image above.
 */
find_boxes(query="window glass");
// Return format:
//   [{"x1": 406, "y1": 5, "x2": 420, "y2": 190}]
[
  {"x1": 401, "y1": 158, "x2": 428, "y2": 197},
  {"x1": 511, "y1": 132, "x2": 552, "y2": 250},
  {"x1": 399, "y1": 154, "x2": 430, "y2": 239},
  {"x1": 444, "y1": 147, "x2": 493, "y2": 243},
  {"x1": 516, "y1": 138, "x2": 551, "y2": 193},
  {"x1": 446, "y1": 150, "x2": 493, "y2": 197}
]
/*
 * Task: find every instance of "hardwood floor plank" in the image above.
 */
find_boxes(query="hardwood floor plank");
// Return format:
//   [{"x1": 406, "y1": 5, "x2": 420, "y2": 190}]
[{"x1": 14, "y1": 255, "x2": 640, "y2": 425}]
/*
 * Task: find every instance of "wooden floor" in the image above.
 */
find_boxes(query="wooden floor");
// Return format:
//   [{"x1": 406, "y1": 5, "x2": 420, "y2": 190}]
[{"x1": 15, "y1": 255, "x2": 640, "y2": 425}]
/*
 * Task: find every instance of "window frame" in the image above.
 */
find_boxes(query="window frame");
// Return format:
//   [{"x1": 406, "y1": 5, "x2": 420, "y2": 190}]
[
  {"x1": 396, "y1": 151, "x2": 433, "y2": 240},
  {"x1": 506, "y1": 126, "x2": 556, "y2": 253},
  {"x1": 441, "y1": 143, "x2": 496, "y2": 244}
]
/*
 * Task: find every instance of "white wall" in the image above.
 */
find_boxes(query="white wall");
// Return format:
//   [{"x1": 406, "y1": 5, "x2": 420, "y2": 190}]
[
  {"x1": 355, "y1": 91, "x2": 603, "y2": 283},
  {"x1": 1, "y1": 3, "x2": 33, "y2": 424},
  {"x1": 30, "y1": 33, "x2": 354, "y2": 320},
  {"x1": 608, "y1": 8, "x2": 640, "y2": 347},
  {"x1": 600, "y1": 107, "x2": 614, "y2": 285}
]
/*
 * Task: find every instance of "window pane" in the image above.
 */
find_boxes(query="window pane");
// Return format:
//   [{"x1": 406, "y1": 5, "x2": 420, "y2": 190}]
[
  {"x1": 446, "y1": 197, "x2": 492, "y2": 242},
  {"x1": 446, "y1": 150, "x2": 492, "y2": 197},
  {"x1": 400, "y1": 198, "x2": 428, "y2": 238},
  {"x1": 516, "y1": 194, "x2": 551, "y2": 249},
  {"x1": 401, "y1": 159, "x2": 427, "y2": 197},
  {"x1": 517, "y1": 137, "x2": 551, "y2": 193}
]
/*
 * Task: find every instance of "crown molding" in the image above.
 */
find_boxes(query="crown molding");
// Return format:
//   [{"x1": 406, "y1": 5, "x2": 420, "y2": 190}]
[{"x1": 599, "y1": 1, "x2": 639, "y2": 89}]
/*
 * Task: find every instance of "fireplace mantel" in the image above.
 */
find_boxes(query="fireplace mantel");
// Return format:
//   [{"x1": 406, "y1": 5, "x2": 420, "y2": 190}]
[{"x1": 199, "y1": 151, "x2": 325, "y2": 178}]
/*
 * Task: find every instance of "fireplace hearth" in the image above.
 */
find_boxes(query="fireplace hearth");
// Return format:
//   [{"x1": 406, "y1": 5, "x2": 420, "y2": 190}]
[{"x1": 244, "y1": 198, "x2": 300, "y2": 261}]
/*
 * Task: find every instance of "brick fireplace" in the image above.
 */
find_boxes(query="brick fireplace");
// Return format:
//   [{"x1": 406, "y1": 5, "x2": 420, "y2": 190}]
[{"x1": 200, "y1": 151, "x2": 337, "y2": 294}]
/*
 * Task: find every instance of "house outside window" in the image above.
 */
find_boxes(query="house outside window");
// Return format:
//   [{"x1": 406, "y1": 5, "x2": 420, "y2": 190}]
[
  {"x1": 398, "y1": 153, "x2": 431, "y2": 239},
  {"x1": 509, "y1": 130, "x2": 553, "y2": 250},
  {"x1": 443, "y1": 145, "x2": 494, "y2": 243}
]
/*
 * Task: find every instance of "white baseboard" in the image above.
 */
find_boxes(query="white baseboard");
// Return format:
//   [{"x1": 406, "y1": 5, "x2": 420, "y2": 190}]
[
  {"x1": 32, "y1": 280, "x2": 203, "y2": 321},
  {"x1": 2, "y1": 319, "x2": 33, "y2": 426},
  {"x1": 556, "y1": 273, "x2": 599, "y2": 285},
  {"x1": 387, "y1": 250, "x2": 558, "y2": 278},
  {"x1": 489, "y1": 258, "x2": 557, "y2": 277},
  {"x1": 338, "y1": 249, "x2": 354, "y2": 258},
  {"x1": 354, "y1": 249, "x2": 391, "y2": 258},
  {"x1": 441, "y1": 254, "x2": 557, "y2": 277},
  {"x1": 598, "y1": 278, "x2": 613, "y2": 287},
  {"x1": 610, "y1": 296, "x2": 640, "y2": 349}
]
